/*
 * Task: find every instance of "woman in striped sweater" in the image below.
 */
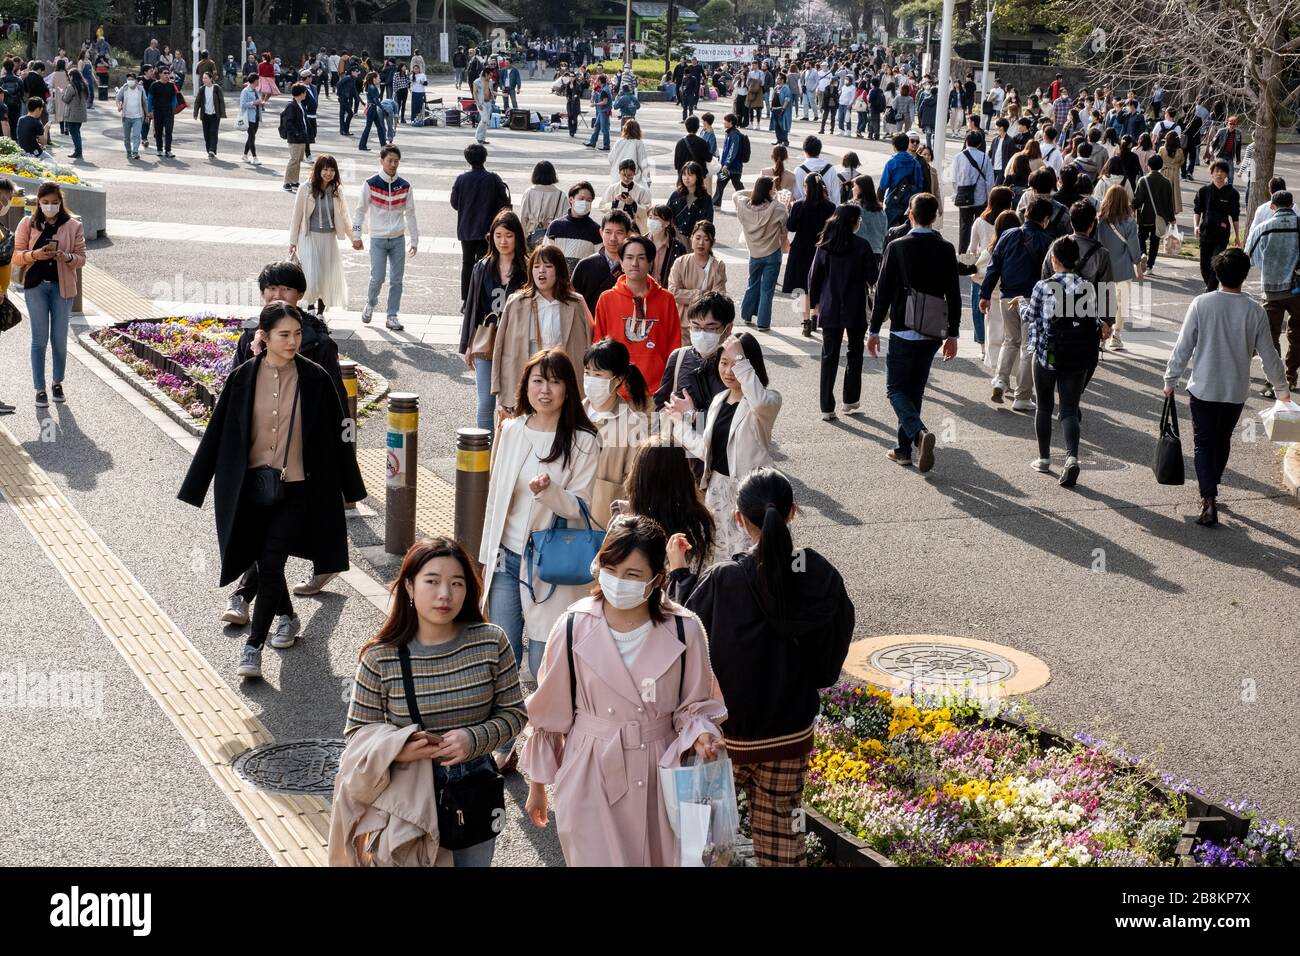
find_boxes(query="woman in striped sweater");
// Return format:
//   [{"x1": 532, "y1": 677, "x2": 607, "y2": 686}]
[{"x1": 344, "y1": 536, "x2": 526, "y2": 866}]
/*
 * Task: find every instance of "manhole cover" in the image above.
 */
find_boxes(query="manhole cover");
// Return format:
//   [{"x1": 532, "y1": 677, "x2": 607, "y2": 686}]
[
  {"x1": 844, "y1": 635, "x2": 1050, "y2": 697},
  {"x1": 869, "y1": 643, "x2": 1017, "y2": 685},
  {"x1": 232, "y1": 738, "x2": 344, "y2": 796}
]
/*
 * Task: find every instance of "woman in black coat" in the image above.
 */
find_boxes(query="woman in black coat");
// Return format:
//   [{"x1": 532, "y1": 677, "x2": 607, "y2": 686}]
[
  {"x1": 179, "y1": 302, "x2": 366, "y2": 680},
  {"x1": 782, "y1": 171, "x2": 835, "y2": 295},
  {"x1": 667, "y1": 161, "x2": 714, "y2": 243},
  {"x1": 806, "y1": 204, "x2": 879, "y2": 420}
]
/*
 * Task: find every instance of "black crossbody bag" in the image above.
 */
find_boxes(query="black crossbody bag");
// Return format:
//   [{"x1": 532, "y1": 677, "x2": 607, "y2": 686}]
[
  {"x1": 397, "y1": 643, "x2": 505, "y2": 851},
  {"x1": 246, "y1": 378, "x2": 300, "y2": 508}
]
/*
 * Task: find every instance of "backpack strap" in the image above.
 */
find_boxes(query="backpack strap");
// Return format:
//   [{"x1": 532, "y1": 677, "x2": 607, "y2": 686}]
[{"x1": 566, "y1": 612, "x2": 576, "y2": 715}]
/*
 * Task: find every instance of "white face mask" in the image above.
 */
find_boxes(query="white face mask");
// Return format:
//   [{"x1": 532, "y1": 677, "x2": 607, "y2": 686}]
[
  {"x1": 127, "y1": 79, "x2": 138, "y2": 88},
  {"x1": 583, "y1": 375, "x2": 612, "y2": 405},
  {"x1": 647, "y1": 218, "x2": 663, "y2": 235},
  {"x1": 599, "y1": 568, "x2": 651, "y2": 610},
  {"x1": 40, "y1": 203, "x2": 61, "y2": 217},
  {"x1": 573, "y1": 199, "x2": 592, "y2": 216},
  {"x1": 690, "y1": 329, "x2": 722, "y2": 357}
]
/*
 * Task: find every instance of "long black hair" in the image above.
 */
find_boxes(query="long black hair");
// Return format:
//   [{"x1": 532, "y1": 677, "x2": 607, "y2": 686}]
[
  {"x1": 802, "y1": 172, "x2": 828, "y2": 207},
  {"x1": 584, "y1": 337, "x2": 649, "y2": 411},
  {"x1": 514, "y1": 347, "x2": 597, "y2": 467},
  {"x1": 359, "y1": 537, "x2": 485, "y2": 657},
  {"x1": 736, "y1": 468, "x2": 795, "y2": 616},
  {"x1": 627, "y1": 436, "x2": 715, "y2": 569},
  {"x1": 750, "y1": 175, "x2": 775, "y2": 206},
  {"x1": 817, "y1": 204, "x2": 862, "y2": 253},
  {"x1": 731, "y1": 331, "x2": 770, "y2": 386},
  {"x1": 486, "y1": 210, "x2": 528, "y2": 279}
]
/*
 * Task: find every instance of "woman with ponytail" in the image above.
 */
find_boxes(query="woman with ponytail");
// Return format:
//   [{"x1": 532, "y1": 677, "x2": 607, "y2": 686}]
[
  {"x1": 666, "y1": 467, "x2": 853, "y2": 867},
  {"x1": 581, "y1": 337, "x2": 652, "y2": 527}
]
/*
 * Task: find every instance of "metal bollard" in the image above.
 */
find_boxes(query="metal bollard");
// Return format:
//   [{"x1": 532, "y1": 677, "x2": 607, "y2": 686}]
[
  {"x1": 340, "y1": 360, "x2": 359, "y2": 511},
  {"x1": 454, "y1": 427, "x2": 492, "y2": 560},
  {"x1": 384, "y1": 392, "x2": 419, "y2": 555}
]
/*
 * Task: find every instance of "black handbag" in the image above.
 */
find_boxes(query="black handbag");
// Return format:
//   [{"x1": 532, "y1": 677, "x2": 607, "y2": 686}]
[
  {"x1": 1153, "y1": 394, "x2": 1185, "y2": 485},
  {"x1": 0, "y1": 295, "x2": 19, "y2": 334},
  {"x1": 246, "y1": 379, "x2": 300, "y2": 507},
  {"x1": 397, "y1": 643, "x2": 505, "y2": 851}
]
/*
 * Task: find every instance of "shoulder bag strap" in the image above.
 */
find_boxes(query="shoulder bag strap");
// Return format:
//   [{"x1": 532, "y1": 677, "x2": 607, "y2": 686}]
[
  {"x1": 279, "y1": 380, "x2": 300, "y2": 478},
  {"x1": 675, "y1": 614, "x2": 686, "y2": 701},
  {"x1": 566, "y1": 613, "x2": 576, "y2": 715},
  {"x1": 397, "y1": 643, "x2": 425, "y2": 729},
  {"x1": 672, "y1": 344, "x2": 687, "y2": 397}
]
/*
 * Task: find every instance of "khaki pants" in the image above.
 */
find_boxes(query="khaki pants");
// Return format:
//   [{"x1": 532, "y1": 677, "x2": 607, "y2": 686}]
[
  {"x1": 284, "y1": 142, "x2": 307, "y2": 185},
  {"x1": 993, "y1": 298, "x2": 1033, "y2": 400}
]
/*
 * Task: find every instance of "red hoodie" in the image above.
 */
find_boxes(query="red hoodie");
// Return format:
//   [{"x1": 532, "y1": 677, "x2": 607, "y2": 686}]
[{"x1": 593, "y1": 275, "x2": 681, "y2": 390}]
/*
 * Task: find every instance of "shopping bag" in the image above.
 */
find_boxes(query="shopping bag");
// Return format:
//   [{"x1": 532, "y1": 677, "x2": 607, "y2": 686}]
[
  {"x1": 658, "y1": 754, "x2": 740, "y2": 867},
  {"x1": 1161, "y1": 224, "x2": 1182, "y2": 256},
  {"x1": 983, "y1": 299, "x2": 1004, "y2": 370},
  {"x1": 1260, "y1": 399, "x2": 1300, "y2": 443},
  {"x1": 1153, "y1": 394, "x2": 1185, "y2": 485}
]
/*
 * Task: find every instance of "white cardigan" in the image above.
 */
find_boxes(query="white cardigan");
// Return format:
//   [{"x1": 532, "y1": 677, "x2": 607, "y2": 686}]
[
  {"x1": 673, "y1": 356, "x2": 782, "y2": 486},
  {"x1": 479, "y1": 415, "x2": 601, "y2": 646}
]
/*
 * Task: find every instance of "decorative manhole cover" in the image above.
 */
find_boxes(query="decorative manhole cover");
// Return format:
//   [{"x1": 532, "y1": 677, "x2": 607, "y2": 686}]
[
  {"x1": 869, "y1": 643, "x2": 1017, "y2": 685},
  {"x1": 844, "y1": 635, "x2": 1050, "y2": 697},
  {"x1": 232, "y1": 739, "x2": 344, "y2": 796}
]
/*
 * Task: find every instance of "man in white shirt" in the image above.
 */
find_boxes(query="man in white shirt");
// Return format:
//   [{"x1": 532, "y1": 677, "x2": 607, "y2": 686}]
[
  {"x1": 951, "y1": 130, "x2": 994, "y2": 251},
  {"x1": 1040, "y1": 126, "x2": 1064, "y2": 175},
  {"x1": 792, "y1": 134, "x2": 842, "y2": 203},
  {"x1": 115, "y1": 72, "x2": 148, "y2": 159},
  {"x1": 1151, "y1": 107, "x2": 1181, "y2": 145}
]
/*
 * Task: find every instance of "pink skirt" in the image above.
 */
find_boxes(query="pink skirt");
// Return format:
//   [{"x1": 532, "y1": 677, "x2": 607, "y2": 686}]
[{"x1": 256, "y1": 76, "x2": 279, "y2": 96}]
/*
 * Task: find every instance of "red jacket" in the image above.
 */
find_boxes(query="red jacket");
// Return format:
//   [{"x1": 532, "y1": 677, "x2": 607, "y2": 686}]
[{"x1": 593, "y1": 275, "x2": 681, "y2": 390}]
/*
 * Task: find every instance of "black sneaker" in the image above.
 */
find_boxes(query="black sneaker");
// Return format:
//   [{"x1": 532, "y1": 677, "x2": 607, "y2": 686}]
[
  {"x1": 35, "y1": 390, "x2": 48, "y2": 408},
  {"x1": 51, "y1": 383, "x2": 65, "y2": 403}
]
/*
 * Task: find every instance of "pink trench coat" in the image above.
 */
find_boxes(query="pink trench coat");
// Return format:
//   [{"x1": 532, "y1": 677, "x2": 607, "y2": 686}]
[{"x1": 520, "y1": 596, "x2": 727, "y2": 866}]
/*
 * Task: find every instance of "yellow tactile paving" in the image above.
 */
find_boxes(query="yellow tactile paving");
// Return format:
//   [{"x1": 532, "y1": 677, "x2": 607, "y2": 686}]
[
  {"x1": 357, "y1": 447, "x2": 457, "y2": 538},
  {"x1": 80, "y1": 263, "x2": 159, "y2": 322},
  {"x1": 0, "y1": 424, "x2": 331, "y2": 866}
]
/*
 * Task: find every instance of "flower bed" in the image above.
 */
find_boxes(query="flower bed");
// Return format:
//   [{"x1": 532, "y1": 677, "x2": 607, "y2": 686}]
[
  {"x1": 0, "y1": 137, "x2": 82, "y2": 185},
  {"x1": 86, "y1": 315, "x2": 386, "y2": 430},
  {"x1": 804, "y1": 682, "x2": 1295, "y2": 867}
]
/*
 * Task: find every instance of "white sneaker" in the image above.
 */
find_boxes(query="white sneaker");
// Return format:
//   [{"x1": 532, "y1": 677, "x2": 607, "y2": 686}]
[
  {"x1": 842, "y1": 402, "x2": 860, "y2": 413},
  {"x1": 251, "y1": 157, "x2": 262, "y2": 166},
  {"x1": 221, "y1": 594, "x2": 250, "y2": 625},
  {"x1": 1011, "y1": 399, "x2": 1037, "y2": 412},
  {"x1": 237, "y1": 644, "x2": 263, "y2": 678},
  {"x1": 385, "y1": 315, "x2": 404, "y2": 331},
  {"x1": 292, "y1": 572, "x2": 336, "y2": 596},
  {"x1": 1108, "y1": 336, "x2": 1125, "y2": 351},
  {"x1": 821, "y1": 410, "x2": 837, "y2": 421},
  {"x1": 361, "y1": 304, "x2": 374, "y2": 324},
  {"x1": 1030, "y1": 457, "x2": 1051, "y2": 473},
  {"x1": 269, "y1": 614, "x2": 301, "y2": 649}
]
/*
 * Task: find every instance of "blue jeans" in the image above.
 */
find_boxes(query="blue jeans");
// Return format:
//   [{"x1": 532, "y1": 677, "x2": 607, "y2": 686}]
[
  {"x1": 475, "y1": 357, "x2": 495, "y2": 432},
  {"x1": 26, "y1": 281, "x2": 72, "y2": 391},
  {"x1": 837, "y1": 103, "x2": 849, "y2": 130},
  {"x1": 358, "y1": 106, "x2": 387, "y2": 149},
  {"x1": 67, "y1": 122, "x2": 83, "y2": 155},
  {"x1": 367, "y1": 235, "x2": 406, "y2": 318},
  {"x1": 587, "y1": 110, "x2": 610, "y2": 149},
  {"x1": 488, "y1": 545, "x2": 527, "y2": 675},
  {"x1": 742, "y1": 250, "x2": 782, "y2": 329},
  {"x1": 884, "y1": 335, "x2": 943, "y2": 455},
  {"x1": 969, "y1": 280, "x2": 985, "y2": 344},
  {"x1": 802, "y1": 89, "x2": 817, "y2": 120},
  {"x1": 435, "y1": 755, "x2": 500, "y2": 867},
  {"x1": 121, "y1": 116, "x2": 142, "y2": 156}
]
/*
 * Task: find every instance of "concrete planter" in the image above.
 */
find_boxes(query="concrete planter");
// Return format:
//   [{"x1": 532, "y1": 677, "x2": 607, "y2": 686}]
[{"x1": 0, "y1": 172, "x2": 107, "y2": 239}]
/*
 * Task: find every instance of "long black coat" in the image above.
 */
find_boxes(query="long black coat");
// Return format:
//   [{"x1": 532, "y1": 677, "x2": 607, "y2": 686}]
[
  {"x1": 783, "y1": 197, "x2": 835, "y2": 294},
  {"x1": 178, "y1": 353, "x2": 367, "y2": 587}
]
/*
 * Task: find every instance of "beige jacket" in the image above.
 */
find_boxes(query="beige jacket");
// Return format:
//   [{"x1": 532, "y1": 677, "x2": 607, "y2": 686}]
[
  {"x1": 667, "y1": 252, "x2": 728, "y2": 317},
  {"x1": 583, "y1": 398, "x2": 652, "y2": 528},
  {"x1": 491, "y1": 291, "x2": 592, "y2": 404},
  {"x1": 733, "y1": 192, "x2": 789, "y2": 258},
  {"x1": 328, "y1": 721, "x2": 453, "y2": 867},
  {"x1": 288, "y1": 186, "x2": 353, "y2": 245},
  {"x1": 520, "y1": 184, "x2": 568, "y2": 238}
]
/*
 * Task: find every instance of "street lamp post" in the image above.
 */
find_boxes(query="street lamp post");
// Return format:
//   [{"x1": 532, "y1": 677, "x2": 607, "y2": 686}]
[
  {"x1": 624, "y1": 0, "x2": 634, "y2": 70},
  {"x1": 980, "y1": 2, "x2": 993, "y2": 104},
  {"x1": 932, "y1": 0, "x2": 956, "y2": 178}
]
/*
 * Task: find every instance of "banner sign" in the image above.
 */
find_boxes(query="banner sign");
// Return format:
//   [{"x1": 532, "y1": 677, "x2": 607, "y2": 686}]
[
  {"x1": 690, "y1": 43, "x2": 759, "y2": 62},
  {"x1": 384, "y1": 35, "x2": 412, "y2": 57}
]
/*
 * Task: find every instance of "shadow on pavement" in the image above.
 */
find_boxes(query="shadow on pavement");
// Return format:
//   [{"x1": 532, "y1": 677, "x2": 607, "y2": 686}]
[{"x1": 22, "y1": 403, "x2": 114, "y2": 492}]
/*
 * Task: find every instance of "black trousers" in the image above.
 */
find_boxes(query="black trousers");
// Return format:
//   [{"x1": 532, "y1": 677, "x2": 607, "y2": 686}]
[
  {"x1": 820, "y1": 326, "x2": 866, "y2": 413},
  {"x1": 395, "y1": 88, "x2": 408, "y2": 122},
  {"x1": 712, "y1": 169, "x2": 743, "y2": 205},
  {"x1": 340, "y1": 99, "x2": 354, "y2": 134},
  {"x1": 200, "y1": 112, "x2": 220, "y2": 153},
  {"x1": 243, "y1": 120, "x2": 258, "y2": 157},
  {"x1": 1199, "y1": 228, "x2": 1229, "y2": 291},
  {"x1": 153, "y1": 110, "x2": 173, "y2": 151},
  {"x1": 246, "y1": 481, "x2": 308, "y2": 647},
  {"x1": 1183, "y1": 134, "x2": 1201, "y2": 177},
  {"x1": 958, "y1": 204, "x2": 979, "y2": 256},
  {"x1": 460, "y1": 239, "x2": 489, "y2": 304},
  {"x1": 1188, "y1": 393, "x2": 1244, "y2": 499},
  {"x1": 868, "y1": 111, "x2": 881, "y2": 139},
  {"x1": 1138, "y1": 223, "x2": 1159, "y2": 269},
  {"x1": 1033, "y1": 360, "x2": 1091, "y2": 459},
  {"x1": 568, "y1": 111, "x2": 578, "y2": 136}
]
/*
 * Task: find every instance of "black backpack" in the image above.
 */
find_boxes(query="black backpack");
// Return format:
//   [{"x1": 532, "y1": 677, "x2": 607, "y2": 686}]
[
  {"x1": 1048, "y1": 280, "x2": 1102, "y2": 372},
  {"x1": 738, "y1": 132, "x2": 751, "y2": 164},
  {"x1": 0, "y1": 74, "x2": 20, "y2": 99},
  {"x1": 278, "y1": 106, "x2": 290, "y2": 139}
]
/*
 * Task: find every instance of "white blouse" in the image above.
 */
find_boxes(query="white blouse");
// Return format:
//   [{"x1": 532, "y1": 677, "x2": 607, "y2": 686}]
[
  {"x1": 500, "y1": 426, "x2": 554, "y2": 552},
  {"x1": 609, "y1": 620, "x2": 652, "y2": 669},
  {"x1": 534, "y1": 297, "x2": 563, "y2": 351}
]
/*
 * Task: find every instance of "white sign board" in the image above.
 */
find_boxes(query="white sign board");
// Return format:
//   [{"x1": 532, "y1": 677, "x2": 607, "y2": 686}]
[
  {"x1": 691, "y1": 43, "x2": 759, "y2": 63},
  {"x1": 384, "y1": 35, "x2": 412, "y2": 57}
]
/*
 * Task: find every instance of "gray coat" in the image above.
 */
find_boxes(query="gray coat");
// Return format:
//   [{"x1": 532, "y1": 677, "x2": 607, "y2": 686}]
[
  {"x1": 61, "y1": 83, "x2": 88, "y2": 123},
  {"x1": 1096, "y1": 215, "x2": 1143, "y2": 282}
]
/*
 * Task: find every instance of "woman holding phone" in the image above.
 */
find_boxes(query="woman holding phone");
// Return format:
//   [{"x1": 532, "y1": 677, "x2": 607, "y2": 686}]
[
  {"x1": 337, "y1": 536, "x2": 526, "y2": 867},
  {"x1": 14, "y1": 182, "x2": 87, "y2": 408}
]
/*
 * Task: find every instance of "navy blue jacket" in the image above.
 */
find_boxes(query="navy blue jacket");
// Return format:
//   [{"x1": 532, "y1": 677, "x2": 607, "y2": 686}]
[
  {"x1": 981, "y1": 222, "x2": 1053, "y2": 300},
  {"x1": 449, "y1": 167, "x2": 512, "y2": 241}
]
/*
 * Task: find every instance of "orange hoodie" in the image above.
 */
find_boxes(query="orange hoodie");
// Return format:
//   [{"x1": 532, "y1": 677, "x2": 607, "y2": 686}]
[{"x1": 593, "y1": 274, "x2": 682, "y2": 391}]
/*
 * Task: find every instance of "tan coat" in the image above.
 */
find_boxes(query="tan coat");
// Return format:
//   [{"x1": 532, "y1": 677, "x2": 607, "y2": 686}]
[
  {"x1": 583, "y1": 398, "x2": 652, "y2": 528},
  {"x1": 733, "y1": 192, "x2": 789, "y2": 258},
  {"x1": 288, "y1": 186, "x2": 353, "y2": 245},
  {"x1": 667, "y1": 252, "x2": 728, "y2": 317},
  {"x1": 1158, "y1": 147, "x2": 1184, "y2": 215},
  {"x1": 491, "y1": 291, "x2": 592, "y2": 405},
  {"x1": 328, "y1": 721, "x2": 453, "y2": 867}
]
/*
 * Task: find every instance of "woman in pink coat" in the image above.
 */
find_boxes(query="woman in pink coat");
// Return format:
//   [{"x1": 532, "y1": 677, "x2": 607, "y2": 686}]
[{"x1": 521, "y1": 514, "x2": 727, "y2": 866}]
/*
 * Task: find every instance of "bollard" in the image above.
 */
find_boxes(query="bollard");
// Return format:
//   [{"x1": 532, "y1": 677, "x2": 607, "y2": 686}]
[
  {"x1": 339, "y1": 360, "x2": 359, "y2": 511},
  {"x1": 454, "y1": 427, "x2": 492, "y2": 560},
  {"x1": 385, "y1": 392, "x2": 419, "y2": 555}
]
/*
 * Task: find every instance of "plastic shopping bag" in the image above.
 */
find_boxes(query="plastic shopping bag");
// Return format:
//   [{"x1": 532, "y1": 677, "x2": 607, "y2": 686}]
[
  {"x1": 984, "y1": 298, "x2": 1004, "y2": 370},
  {"x1": 1161, "y1": 224, "x2": 1183, "y2": 256},
  {"x1": 658, "y1": 754, "x2": 740, "y2": 867},
  {"x1": 1260, "y1": 399, "x2": 1300, "y2": 443}
]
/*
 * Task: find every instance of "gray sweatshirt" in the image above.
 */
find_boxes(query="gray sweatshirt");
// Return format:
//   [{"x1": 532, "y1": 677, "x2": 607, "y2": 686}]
[{"x1": 1164, "y1": 290, "x2": 1287, "y2": 403}]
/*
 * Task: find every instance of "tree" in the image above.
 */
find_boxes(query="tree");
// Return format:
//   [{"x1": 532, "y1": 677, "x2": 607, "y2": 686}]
[
  {"x1": 734, "y1": 0, "x2": 774, "y2": 28},
  {"x1": 35, "y1": 0, "x2": 57, "y2": 60},
  {"x1": 697, "y1": 0, "x2": 737, "y2": 41},
  {"x1": 1063, "y1": 0, "x2": 1300, "y2": 218}
]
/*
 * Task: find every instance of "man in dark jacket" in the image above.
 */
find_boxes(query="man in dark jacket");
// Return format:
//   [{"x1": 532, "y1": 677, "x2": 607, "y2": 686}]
[
  {"x1": 1132, "y1": 154, "x2": 1177, "y2": 271},
  {"x1": 449, "y1": 142, "x2": 512, "y2": 302},
  {"x1": 673, "y1": 115, "x2": 712, "y2": 172},
  {"x1": 146, "y1": 69, "x2": 178, "y2": 157},
  {"x1": 867, "y1": 80, "x2": 885, "y2": 140},
  {"x1": 337, "y1": 66, "x2": 360, "y2": 134},
  {"x1": 868, "y1": 193, "x2": 961, "y2": 473},
  {"x1": 282, "y1": 83, "x2": 311, "y2": 192},
  {"x1": 981, "y1": 198, "x2": 1055, "y2": 408},
  {"x1": 571, "y1": 211, "x2": 632, "y2": 315},
  {"x1": 655, "y1": 292, "x2": 732, "y2": 479}
]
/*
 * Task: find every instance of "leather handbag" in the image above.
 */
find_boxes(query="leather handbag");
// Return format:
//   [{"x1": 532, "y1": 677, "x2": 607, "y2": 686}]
[
  {"x1": 397, "y1": 644, "x2": 505, "y2": 852},
  {"x1": 524, "y1": 497, "x2": 605, "y2": 604},
  {"x1": 1153, "y1": 394, "x2": 1185, "y2": 485},
  {"x1": 246, "y1": 380, "x2": 300, "y2": 507},
  {"x1": 0, "y1": 295, "x2": 19, "y2": 333}
]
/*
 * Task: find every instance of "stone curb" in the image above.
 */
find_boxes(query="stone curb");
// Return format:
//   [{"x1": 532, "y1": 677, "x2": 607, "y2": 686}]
[{"x1": 1283, "y1": 444, "x2": 1300, "y2": 499}]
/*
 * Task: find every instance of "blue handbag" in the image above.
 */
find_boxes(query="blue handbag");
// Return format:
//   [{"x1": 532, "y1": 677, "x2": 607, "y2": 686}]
[{"x1": 523, "y1": 497, "x2": 605, "y2": 604}]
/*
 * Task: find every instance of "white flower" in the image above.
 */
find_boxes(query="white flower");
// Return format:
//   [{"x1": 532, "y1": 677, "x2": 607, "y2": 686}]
[{"x1": 844, "y1": 716, "x2": 856, "y2": 728}]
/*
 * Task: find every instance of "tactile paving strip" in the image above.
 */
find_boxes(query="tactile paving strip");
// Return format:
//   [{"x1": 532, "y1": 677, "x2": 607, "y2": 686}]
[
  {"x1": 356, "y1": 447, "x2": 456, "y2": 539},
  {"x1": 0, "y1": 424, "x2": 331, "y2": 866}
]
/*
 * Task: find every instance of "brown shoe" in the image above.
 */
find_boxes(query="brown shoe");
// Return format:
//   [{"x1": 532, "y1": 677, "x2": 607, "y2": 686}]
[
  {"x1": 991, "y1": 385, "x2": 1004, "y2": 404},
  {"x1": 886, "y1": 449, "x2": 913, "y2": 467},
  {"x1": 915, "y1": 429, "x2": 937, "y2": 473},
  {"x1": 1196, "y1": 497, "x2": 1218, "y2": 526}
]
